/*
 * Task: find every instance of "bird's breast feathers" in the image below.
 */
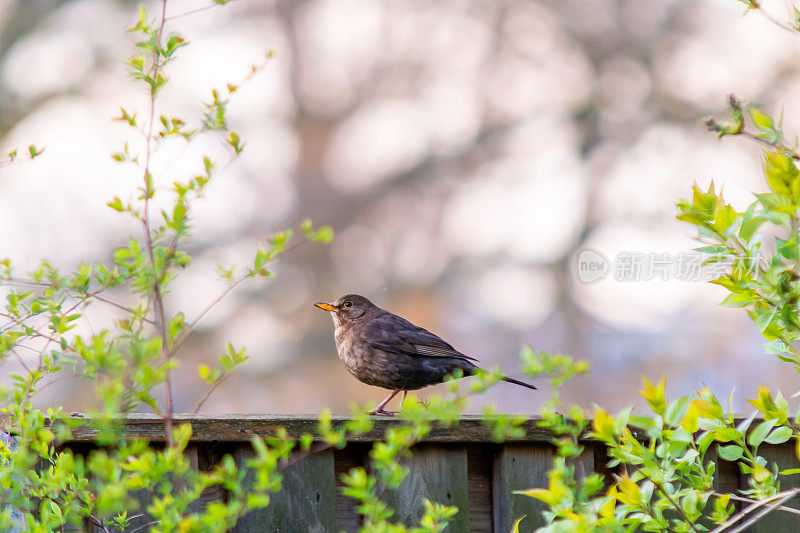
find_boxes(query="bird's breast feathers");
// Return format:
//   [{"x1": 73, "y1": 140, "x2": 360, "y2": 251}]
[{"x1": 334, "y1": 323, "x2": 358, "y2": 360}]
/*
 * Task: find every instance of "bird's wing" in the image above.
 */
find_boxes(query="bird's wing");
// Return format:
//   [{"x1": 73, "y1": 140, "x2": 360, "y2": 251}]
[{"x1": 364, "y1": 313, "x2": 478, "y2": 362}]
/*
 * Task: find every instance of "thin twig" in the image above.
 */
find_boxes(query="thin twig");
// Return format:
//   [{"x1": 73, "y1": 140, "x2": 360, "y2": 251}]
[
  {"x1": 86, "y1": 514, "x2": 111, "y2": 533},
  {"x1": 1, "y1": 280, "x2": 156, "y2": 327},
  {"x1": 0, "y1": 309, "x2": 46, "y2": 334},
  {"x1": 0, "y1": 277, "x2": 52, "y2": 287},
  {"x1": 171, "y1": 273, "x2": 249, "y2": 354},
  {"x1": 192, "y1": 373, "x2": 230, "y2": 415},
  {"x1": 706, "y1": 118, "x2": 800, "y2": 160},
  {"x1": 741, "y1": 130, "x2": 800, "y2": 159},
  {"x1": 726, "y1": 490, "x2": 800, "y2": 533},
  {"x1": 10, "y1": 343, "x2": 47, "y2": 354},
  {"x1": 139, "y1": 0, "x2": 175, "y2": 448},
  {"x1": 644, "y1": 474, "x2": 700, "y2": 533},
  {"x1": 718, "y1": 491, "x2": 800, "y2": 517},
  {"x1": 164, "y1": 4, "x2": 217, "y2": 21},
  {"x1": 128, "y1": 520, "x2": 160, "y2": 533},
  {"x1": 749, "y1": 1, "x2": 798, "y2": 34},
  {"x1": 36, "y1": 374, "x2": 75, "y2": 394},
  {"x1": 88, "y1": 294, "x2": 156, "y2": 325},
  {"x1": 61, "y1": 290, "x2": 99, "y2": 316},
  {"x1": 710, "y1": 488, "x2": 800, "y2": 533},
  {"x1": 8, "y1": 348, "x2": 31, "y2": 373}
]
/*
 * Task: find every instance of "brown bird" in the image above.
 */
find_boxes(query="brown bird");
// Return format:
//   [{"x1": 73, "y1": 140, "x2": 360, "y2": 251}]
[{"x1": 315, "y1": 294, "x2": 536, "y2": 415}]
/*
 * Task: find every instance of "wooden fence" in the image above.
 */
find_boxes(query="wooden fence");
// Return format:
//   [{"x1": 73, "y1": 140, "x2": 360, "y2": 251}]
[{"x1": 61, "y1": 415, "x2": 800, "y2": 532}]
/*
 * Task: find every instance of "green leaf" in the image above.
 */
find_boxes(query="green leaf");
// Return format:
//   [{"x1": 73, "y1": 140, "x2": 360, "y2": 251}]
[
  {"x1": 228, "y1": 131, "x2": 244, "y2": 155},
  {"x1": 671, "y1": 427, "x2": 694, "y2": 444},
  {"x1": 713, "y1": 427, "x2": 741, "y2": 442},
  {"x1": 640, "y1": 376, "x2": 667, "y2": 415},
  {"x1": 754, "y1": 309, "x2": 778, "y2": 332},
  {"x1": 776, "y1": 237, "x2": 799, "y2": 261},
  {"x1": 677, "y1": 211, "x2": 710, "y2": 225},
  {"x1": 695, "y1": 245, "x2": 730, "y2": 254},
  {"x1": 665, "y1": 396, "x2": 692, "y2": 427},
  {"x1": 747, "y1": 419, "x2": 778, "y2": 447},
  {"x1": 301, "y1": 219, "x2": 335, "y2": 243},
  {"x1": 736, "y1": 412, "x2": 757, "y2": 434},
  {"x1": 764, "y1": 425, "x2": 793, "y2": 445},
  {"x1": 749, "y1": 107, "x2": 774, "y2": 130},
  {"x1": 717, "y1": 444, "x2": 744, "y2": 461},
  {"x1": 756, "y1": 192, "x2": 791, "y2": 210},
  {"x1": 106, "y1": 197, "x2": 124, "y2": 212},
  {"x1": 720, "y1": 291, "x2": 756, "y2": 308},
  {"x1": 765, "y1": 340, "x2": 791, "y2": 355},
  {"x1": 764, "y1": 150, "x2": 799, "y2": 198},
  {"x1": 27, "y1": 144, "x2": 44, "y2": 158},
  {"x1": 714, "y1": 205, "x2": 738, "y2": 233},
  {"x1": 740, "y1": 212, "x2": 766, "y2": 242}
]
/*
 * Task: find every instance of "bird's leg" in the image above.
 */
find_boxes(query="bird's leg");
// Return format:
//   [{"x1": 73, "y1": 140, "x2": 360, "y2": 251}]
[
  {"x1": 400, "y1": 390, "x2": 407, "y2": 409},
  {"x1": 369, "y1": 390, "x2": 401, "y2": 415}
]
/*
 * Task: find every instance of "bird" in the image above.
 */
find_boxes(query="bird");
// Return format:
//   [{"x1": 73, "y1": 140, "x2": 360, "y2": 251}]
[{"x1": 314, "y1": 294, "x2": 536, "y2": 415}]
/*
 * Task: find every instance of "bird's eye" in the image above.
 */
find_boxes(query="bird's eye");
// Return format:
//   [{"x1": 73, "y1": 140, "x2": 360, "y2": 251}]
[{"x1": 343, "y1": 300, "x2": 352, "y2": 308}]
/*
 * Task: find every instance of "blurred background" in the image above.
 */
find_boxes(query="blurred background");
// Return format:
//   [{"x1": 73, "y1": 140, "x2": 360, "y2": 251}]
[{"x1": 1, "y1": 0, "x2": 798, "y2": 415}]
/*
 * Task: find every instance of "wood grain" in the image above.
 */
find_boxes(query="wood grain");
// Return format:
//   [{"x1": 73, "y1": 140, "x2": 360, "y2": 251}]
[
  {"x1": 232, "y1": 444, "x2": 337, "y2": 532},
  {"x1": 467, "y1": 443, "x2": 495, "y2": 532},
  {"x1": 65, "y1": 414, "x2": 593, "y2": 443},
  {"x1": 493, "y1": 443, "x2": 554, "y2": 533},
  {"x1": 60, "y1": 415, "x2": 800, "y2": 532},
  {"x1": 380, "y1": 443, "x2": 471, "y2": 531},
  {"x1": 334, "y1": 443, "x2": 368, "y2": 532}
]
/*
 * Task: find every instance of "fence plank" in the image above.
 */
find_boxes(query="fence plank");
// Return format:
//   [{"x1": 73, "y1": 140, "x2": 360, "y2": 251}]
[
  {"x1": 67, "y1": 414, "x2": 564, "y2": 443},
  {"x1": 710, "y1": 447, "x2": 743, "y2": 526},
  {"x1": 381, "y1": 444, "x2": 471, "y2": 531},
  {"x1": 746, "y1": 444, "x2": 800, "y2": 532},
  {"x1": 493, "y1": 444, "x2": 553, "y2": 532},
  {"x1": 233, "y1": 445, "x2": 337, "y2": 533},
  {"x1": 194, "y1": 443, "x2": 230, "y2": 515},
  {"x1": 467, "y1": 444, "x2": 494, "y2": 532},
  {"x1": 334, "y1": 444, "x2": 368, "y2": 532}
]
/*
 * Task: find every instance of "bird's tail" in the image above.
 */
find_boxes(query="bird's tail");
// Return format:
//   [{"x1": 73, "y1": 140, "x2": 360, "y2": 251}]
[{"x1": 501, "y1": 376, "x2": 537, "y2": 390}]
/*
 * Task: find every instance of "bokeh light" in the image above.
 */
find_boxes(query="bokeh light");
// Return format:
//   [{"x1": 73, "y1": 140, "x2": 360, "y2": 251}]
[{"x1": 1, "y1": 0, "x2": 796, "y2": 415}]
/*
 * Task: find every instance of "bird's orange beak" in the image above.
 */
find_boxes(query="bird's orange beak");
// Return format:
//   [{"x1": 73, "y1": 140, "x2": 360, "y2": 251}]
[{"x1": 314, "y1": 302, "x2": 337, "y2": 311}]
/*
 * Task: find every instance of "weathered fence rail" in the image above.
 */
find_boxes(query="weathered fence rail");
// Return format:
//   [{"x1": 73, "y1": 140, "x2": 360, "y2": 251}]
[{"x1": 60, "y1": 415, "x2": 800, "y2": 532}]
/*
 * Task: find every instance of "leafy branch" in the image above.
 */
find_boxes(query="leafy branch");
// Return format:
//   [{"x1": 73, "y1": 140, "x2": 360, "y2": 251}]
[
  {"x1": 705, "y1": 94, "x2": 800, "y2": 160},
  {"x1": 737, "y1": 0, "x2": 800, "y2": 33}
]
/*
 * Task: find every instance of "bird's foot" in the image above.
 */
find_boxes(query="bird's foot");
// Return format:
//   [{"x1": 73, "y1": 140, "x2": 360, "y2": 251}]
[{"x1": 369, "y1": 407, "x2": 397, "y2": 416}]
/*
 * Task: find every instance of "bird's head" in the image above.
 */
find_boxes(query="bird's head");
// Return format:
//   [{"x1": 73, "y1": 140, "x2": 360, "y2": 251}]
[{"x1": 315, "y1": 294, "x2": 376, "y2": 325}]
